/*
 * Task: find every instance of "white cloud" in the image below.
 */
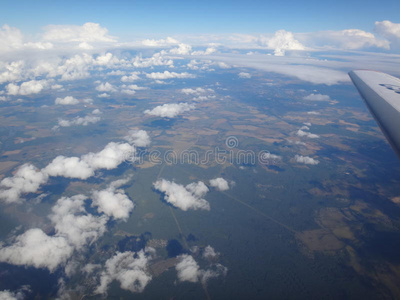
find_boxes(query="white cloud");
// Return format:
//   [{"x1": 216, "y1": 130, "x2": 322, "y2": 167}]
[
  {"x1": 296, "y1": 129, "x2": 319, "y2": 139},
  {"x1": 0, "y1": 228, "x2": 73, "y2": 272},
  {"x1": 6, "y1": 79, "x2": 50, "y2": 95},
  {"x1": 54, "y1": 96, "x2": 79, "y2": 105},
  {"x1": 297, "y1": 29, "x2": 390, "y2": 50},
  {"x1": 375, "y1": 20, "x2": 400, "y2": 49},
  {"x1": 96, "y1": 82, "x2": 116, "y2": 92},
  {"x1": 238, "y1": 72, "x2": 251, "y2": 78},
  {"x1": 175, "y1": 254, "x2": 200, "y2": 283},
  {"x1": 209, "y1": 178, "x2": 230, "y2": 191},
  {"x1": 124, "y1": 130, "x2": 151, "y2": 147},
  {"x1": 44, "y1": 156, "x2": 94, "y2": 180},
  {"x1": 175, "y1": 254, "x2": 227, "y2": 285},
  {"x1": 0, "y1": 61, "x2": 24, "y2": 84},
  {"x1": 294, "y1": 155, "x2": 319, "y2": 165},
  {"x1": 145, "y1": 71, "x2": 195, "y2": 80},
  {"x1": 203, "y1": 245, "x2": 219, "y2": 260},
  {"x1": 375, "y1": 20, "x2": 400, "y2": 39},
  {"x1": 142, "y1": 37, "x2": 179, "y2": 47},
  {"x1": 169, "y1": 43, "x2": 192, "y2": 55},
  {"x1": 0, "y1": 289, "x2": 23, "y2": 300},
  {"x1": 44, "y1": 142, "x2": 135, "y2": 180},
  {"x1": 263, "y1": 30, "x2": 306, "y2": 56},
  {"x1": 153, "y1": 179, "x2": 210, "y2": 211},
  {"x1": 144, "y1": 103, "x2": 195, "y2": 118},
  {"x1": 91, "y1": 183, "x2": 134, "y2": 221},
  {"x1": 0, "y1": 164, "x2": 49, "y2": 204},
  {"x1": 81, "y1": 142, "x2": 135, "y2": 171},
  {"x1": 303, "y1": 93, "x2": 331, "y2": 101},
  {"x1": 57, "y1": 114, "x2": 101, "y2": 127},
  {"x1": 95, "y1": 250, "x2": 153, "y2": 295},
  {"x1": 121, "y1": 72, "x2": 140, "y2": 82},
  {"x1": 191, "y1": 47, "x2": 217, "y2": 55},
  {"x1": 181, "y1": 87, "x2": 206, "y2": 94},
  {"x1": 43, "y1": 22, "x2": 116, "y2": 43},
  {"x1": 49, "y1": 195, "x2": 108, "y2": 250},
  {"x1": 307, "y1": 111, "x2": 320, "y2": 115}
]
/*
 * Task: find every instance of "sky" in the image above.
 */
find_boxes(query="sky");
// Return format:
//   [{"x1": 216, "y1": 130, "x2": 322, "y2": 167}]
[{"x1": 0, "y1": 0, "x2": 399, "y2": 37}]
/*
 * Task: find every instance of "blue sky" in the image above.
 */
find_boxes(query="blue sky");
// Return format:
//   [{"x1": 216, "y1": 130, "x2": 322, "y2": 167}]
[{"x1": 1, "y1": 0, "x2": 399, "y2": 37}]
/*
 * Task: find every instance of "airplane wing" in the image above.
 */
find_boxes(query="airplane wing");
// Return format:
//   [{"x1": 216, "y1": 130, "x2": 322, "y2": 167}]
[{"x1": 349, "y1": 70, "x2": 400, "y2": 157}]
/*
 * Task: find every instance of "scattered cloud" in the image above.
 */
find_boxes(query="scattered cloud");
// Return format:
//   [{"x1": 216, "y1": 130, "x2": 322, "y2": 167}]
[
  {"x1": 175, "y1": 254, "x2": 200, "y2": 282},
  {"x1": 145, "y1": 71, "x2": 195, "y2": 80},
  {"x1": 95, "y1": 250, "x2": 154, "y2": 295},
  {"x1": 91, "y1": 181, "x2": 134, "y2": 221},
  {"x1": 175, "y1": 254, "x2": 227, "y2": 284},
  {"x1": 238, "y1": 72, "x2": 251, "y2": 78},
  {"x1": 57, "y1": 114, "x2": 101, "y2": 128},
  {"x1": 203, "y1": 245, "x2": 219, "y2": 260},
  {"x1": 144, "y1": 103, "x2": 195, "y2": 118},
  {"x1": 294, "y1": 155, "x2": 319, "y2": 165},
  {"x1": 296, "y1": 129, "x2": 319, "y2": 139},
  {"x1": 121, "y1": 72, "x2": 140, "y2": 82},
  {"x1": 6, "y1": 79, "x2": 50, "y2": 95},
  {"x1": 96, "y1": 82, "x2": 116, "y2": 93},
  {"x1": 153, "y1": 179, "x2": 210, "y2": 211},
  {"x1": 55, "y1": 96, "x2": 79, "y2": 105},
  {"x1": 0, "y1": 164, "x2": 49, "y2": 204},
  {"x1": 209, "y1": 178, "x2": 230, "y2": 191},
  {"x1": 0, "y1": 228, "x2": 74, "y2": 272},
  {"x1": 302, "y1": 93, "x2": 331, "y2": 101},
  {"x1": 124, "y1": 130, "x2": 151, "y2": 147}
]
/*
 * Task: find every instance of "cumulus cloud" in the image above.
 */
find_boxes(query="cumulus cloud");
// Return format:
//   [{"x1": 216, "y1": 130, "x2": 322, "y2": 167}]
[
  {"x1": 145, "y1": 71, "x2": 195, "y2": 80},
  {"x1": 238, "y1": 72, "x2": 251, "y2": 78},
  {"x1": 43, "y1": 22, "x2": 116, "y2": 43},
  {"x1": 296, "y1": 129, "x2": 319, "y2": 139},
  {"x1": 121, "y1": 72, "x2": 140, "y2": 82},
  {"x1": 0, "y1": 228, "x2": 73, "y2": 272},
  {"x1": 91, "y1": 182, "x2": 134, "y2": 221},
  {"x1": 142, "y1": 37, "x2": 179, "y2": 47},
  {"x1": 294, "y1": 155, "x2": 319, "y2": 165},
  {"x1": 175, "y1": 254, "x2": 227, "y2": 284},
  {"x1": 203, "y1": 245, "x2": 219, "y2": 260},
  {"x1": 44, "y1": 156, "x2": 94, "y2": 180},
  {"x1": 297, "y1": 29, "x2": 390, "y2": 50},
  {"x1": 6, "y1": 79, "x2": 50, "y2": 95},
  {"x1": 263, "y1": 30, "x2": 306, "y2": 56},
  {"x1": 375, "y1": 20, "x2": 400, "y2": 49},
  {"x1": 175, "y1": 254, "x2": 200, "y2": 282},
  {"x1": 0, "y1": 164, "x2": 49, "y2": 204},
  {"x1": 81, "y1": 142, "x2": 135, "y2": 171},
  {"x1": 169, "y1": 43, "x2": 192, "y2": 55},
  {"x1": 153, "y1": 179, "x2": 210, "y2": 211},
  {"x1": 0, "y1": 194, "x2": 110, "y2": 272},
  {"x1": 95, "y1": 250, "x2": 154, "y2": 295},
  {"x1": 144, "y1": 103, "x2": 195, "y2": 118},
  {"x1": 1, "y1": 140, "x2": 136, "y2": 203},
  {"x1": 96, "y1": 82, "x2": 116, "y2": 92},
  {"x1": 57, "y1": 114, "x2": 101, "y2": 127},
  {"x1": 124, "y1": 130, "x2": 151, "y2": 147},
  {"x1": 54, "y1": 96, "x2": 79, "y2": 105},
  {"x1": 49, "y1": 195, "x2": 108, "y2": 250},
  {"x1": 303, "y1": 93, "x2": 331, "y2": 101},
  {"x1": 0, "y1": 289, "x2": 26, "y2": 300},
  {"x1": 375, "y1": 20, "x2": 400, "y2": 39},
  {"x1": 209, "y1": 178, "x2": 230, "y2": 191},
  {"x1": 44, "y1": 142, "x2": 135, "y2": 179}
]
